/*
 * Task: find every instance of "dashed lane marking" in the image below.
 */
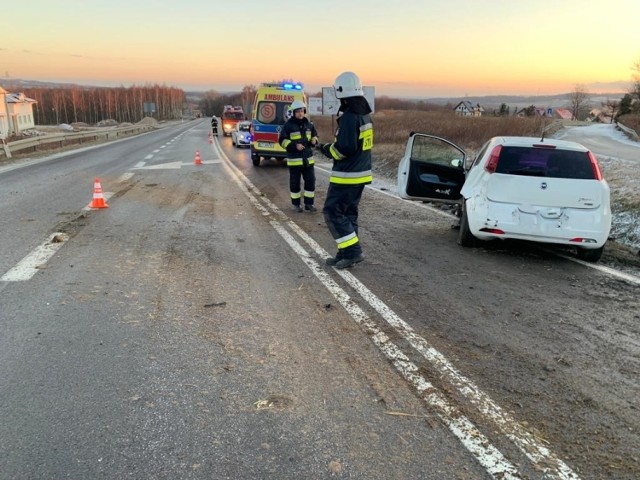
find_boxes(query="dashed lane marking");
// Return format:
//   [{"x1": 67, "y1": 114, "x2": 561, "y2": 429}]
[{"x1": 1, "y1": 233, "x2": 70, "y2": 282}]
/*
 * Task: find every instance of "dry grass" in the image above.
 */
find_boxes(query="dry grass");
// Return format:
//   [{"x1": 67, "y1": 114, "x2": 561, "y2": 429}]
[
  {"x1": 312, "y1": 109, "x2": 549, "y2": 175},
  {"x1": 313, "y1": 110, "x2": 547, "y2": 151}
]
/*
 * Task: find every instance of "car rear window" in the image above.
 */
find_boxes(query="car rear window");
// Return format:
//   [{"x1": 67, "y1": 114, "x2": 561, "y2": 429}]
[{"x1": 495, "y1": 146, "x2": 596, "y2": 179}]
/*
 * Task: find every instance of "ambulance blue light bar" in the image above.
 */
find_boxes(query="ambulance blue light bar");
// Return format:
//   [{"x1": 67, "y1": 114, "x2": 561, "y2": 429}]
[{"x1": 282, "y1": 82, "x2": 303, "y2": 90}]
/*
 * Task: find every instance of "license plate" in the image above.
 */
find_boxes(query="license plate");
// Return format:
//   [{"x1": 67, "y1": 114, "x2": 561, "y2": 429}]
[{"x1": 257, "y1": 142, "x2": 273, "y2": 148}]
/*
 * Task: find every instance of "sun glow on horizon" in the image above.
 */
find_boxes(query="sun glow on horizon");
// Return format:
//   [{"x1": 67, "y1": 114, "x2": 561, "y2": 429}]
[{"x1": 1, "y1": 0, "x2": 638, "y2": 97}]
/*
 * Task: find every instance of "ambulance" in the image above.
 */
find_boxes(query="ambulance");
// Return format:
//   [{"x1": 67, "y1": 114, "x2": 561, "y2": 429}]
[{"x1": 250, "y1": 82, "x2": 306, "y2": 166}]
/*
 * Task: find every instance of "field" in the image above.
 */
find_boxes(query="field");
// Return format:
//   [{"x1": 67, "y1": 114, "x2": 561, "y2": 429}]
[{"x1": 313, "y1": 110, "x2": 552, "y2": 177}]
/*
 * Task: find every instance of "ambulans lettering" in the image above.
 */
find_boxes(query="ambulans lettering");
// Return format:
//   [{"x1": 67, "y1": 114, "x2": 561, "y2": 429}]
[{"x1": 264, "y1": 94, "x2": 295, "y2": 102}]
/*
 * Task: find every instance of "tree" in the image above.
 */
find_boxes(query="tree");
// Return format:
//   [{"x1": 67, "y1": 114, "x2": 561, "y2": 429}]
[
  {"x1": 601, "y1": 99, "x2": 620, "y2": 124},
  {"x1": 618, "y1": 93, "x2": 633, "y2": 117},
  {"x1": 569, "y1": 83, "x2": 590, "y2": 120},
  {"x1": 523, "y1": 105, "x2": 536, "y2": 117},
  {"x1": 498, "y1": 103, "x2": 509, "y2": 116}
]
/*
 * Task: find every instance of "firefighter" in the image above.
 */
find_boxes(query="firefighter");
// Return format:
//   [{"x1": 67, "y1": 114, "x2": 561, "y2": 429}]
[
  {"x1": 278, "y1": 100, "x2": 319, "y2": 213},
  {"x1": 319, "y1": 71, "x2": 373, "y2": 269},
  {"x1": 211, "y1": 116, "x2": 218, "y2": 135}
]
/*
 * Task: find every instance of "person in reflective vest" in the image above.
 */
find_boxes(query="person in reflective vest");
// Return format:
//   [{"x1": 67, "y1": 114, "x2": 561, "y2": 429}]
[
  {"x1": 320, "y1": 71, "x2": 373, "y2": 269},
  {"x1": 279, "y1": 100, "x2": 319, "y2": 212},
  {"x1": 211, "y1": 116, "x2": 218, "y2": 135}
]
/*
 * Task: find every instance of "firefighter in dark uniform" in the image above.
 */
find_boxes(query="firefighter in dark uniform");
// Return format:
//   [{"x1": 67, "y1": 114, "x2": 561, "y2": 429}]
[
  {"x1": 211, "y1": 116, "x2": 218, "y2": 135},
  {"x1": 278, "y1": 100, "x2": 319, "y2": 212},
  {"x1": 319, "y1": 72, "x2": 373, "y2": 269}
]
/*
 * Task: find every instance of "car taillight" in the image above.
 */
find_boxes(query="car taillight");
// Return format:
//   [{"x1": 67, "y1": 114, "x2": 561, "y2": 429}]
[
  {"x1": 588, "y1": 151, "x2": 603, "y2": 180},
  {"x1": 484, "y1": 145, "x2": 502, "y2": 173}
]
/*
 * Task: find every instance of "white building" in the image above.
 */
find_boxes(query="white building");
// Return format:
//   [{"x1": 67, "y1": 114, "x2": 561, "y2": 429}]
[
  {"x1": 0, "y1": 87, "x2": 37, "y2": 138},
  {"x1": 454, "y1": 100, "x2": 484, "y2": 117},
  {"x1": 0, "y1": 87, "x2": 9, "y2": 140}
]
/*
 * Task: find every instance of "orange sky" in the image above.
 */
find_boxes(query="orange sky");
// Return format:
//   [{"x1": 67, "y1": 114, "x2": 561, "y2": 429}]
[{"x1": 1, "y1": 0, "x2": 638, "y2": 97}]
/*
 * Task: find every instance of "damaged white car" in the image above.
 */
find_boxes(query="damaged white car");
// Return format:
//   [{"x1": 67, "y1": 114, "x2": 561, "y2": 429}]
[{"x1": 397, "y1": 134, "x2": 611, "y2": 262}]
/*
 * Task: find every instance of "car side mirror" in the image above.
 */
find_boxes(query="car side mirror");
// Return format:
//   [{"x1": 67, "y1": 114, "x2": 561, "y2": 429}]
[{"x1": 451, "y1": 159, "x2": 463, "y2": 168}]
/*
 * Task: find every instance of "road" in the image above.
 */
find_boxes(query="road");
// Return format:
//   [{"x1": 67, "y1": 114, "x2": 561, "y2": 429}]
[
  {"x1": 1, "y1": 119, "x2": 638, "y2": 479},
  {"x1": 555, "y1": 123, "x2": 640, "y2": 161}
]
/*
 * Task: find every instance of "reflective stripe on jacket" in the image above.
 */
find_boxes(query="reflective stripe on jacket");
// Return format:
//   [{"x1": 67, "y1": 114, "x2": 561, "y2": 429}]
[
  {"x1": 278, "y1": 117, "x2": 318, "y2": 167},
  {"x1": 328, "y1": 112, "x2": 373, "y2": 185}
]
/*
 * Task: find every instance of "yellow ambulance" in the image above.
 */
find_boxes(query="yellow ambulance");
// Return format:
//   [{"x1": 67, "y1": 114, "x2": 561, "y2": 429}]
[{"x1": 250, "y1": 82, "x2": 306, "y2": 166}]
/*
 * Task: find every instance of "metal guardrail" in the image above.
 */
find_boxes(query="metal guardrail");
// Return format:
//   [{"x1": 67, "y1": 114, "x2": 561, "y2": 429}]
[
  {"x1": 616, "y1": 121, "x2": 639, "y2": 140},
  {"x1": 0, "y1": 124, "x2": 156, "y2": 159}
]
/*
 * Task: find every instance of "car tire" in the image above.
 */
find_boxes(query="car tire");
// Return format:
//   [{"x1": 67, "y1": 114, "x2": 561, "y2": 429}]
[
  {"x1": 251, "y1": 153, "x2": 260, "y2": 166},
  {"x1": 457, "y1": 201, "x2": 477, "y2": 247},
  {"x1": 576, "y1": 245, "x2": 604, "y2": 262}
]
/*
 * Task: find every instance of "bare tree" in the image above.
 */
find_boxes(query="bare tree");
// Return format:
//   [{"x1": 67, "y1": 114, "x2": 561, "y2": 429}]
[
  {"x1": 602, "y1": 99, "x2": 620, "y2": 124},
  {"x1": 569, "y1": 83, "x2": 590, "y2": 120}
]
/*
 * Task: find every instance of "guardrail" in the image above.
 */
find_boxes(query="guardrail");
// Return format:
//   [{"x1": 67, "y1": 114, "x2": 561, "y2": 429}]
[
  {"x1": 0, "y1": 124, "x2": 156, "y2": 159},
  {"x1": 616, "y1": 121, "x2": 639, "y2": 140}
]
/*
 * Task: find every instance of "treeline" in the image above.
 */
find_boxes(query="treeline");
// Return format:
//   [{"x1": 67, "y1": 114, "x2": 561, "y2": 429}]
[
  {"x1": 23, "y1": 85, "x2": 185, "y2": 125},
  {"x1": 198, "y1": 89, "x2": 448, "y2": 117},
  {"x1": 198, "y1": 86, "x2": 257, "y2": 118}
]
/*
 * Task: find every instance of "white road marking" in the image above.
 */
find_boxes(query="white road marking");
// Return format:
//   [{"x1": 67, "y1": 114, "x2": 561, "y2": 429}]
[
  {"x1": 159, "y1": 145, "x2": 166, "y2": 149},
  {"x1": 1, "y1": 233, "x2": 70, "y2": 282},
  {"x1": 134, "y1": 161, "x2": 146, "y2": 168},
  {"x1": 144, "y1": 154, "x2": 154, "y2": 160},
  {"x1": 118, "y1": 172, "x2": 134, "y2": 183},
  {"x1": 217, "y1": 149, "x2": 522, "y2": 479},
  {"x1": 153, "y1": 149, "x2": 160, "y2": 153},
  {"x1": 554, "y1": 252, "x2": 640, "y2": 285}
]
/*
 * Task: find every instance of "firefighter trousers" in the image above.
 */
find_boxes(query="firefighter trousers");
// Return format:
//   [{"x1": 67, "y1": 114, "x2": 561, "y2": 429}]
[
  {"x1": 323, "y1": 184, "x2": 365, "y2": 259},
  {"x1": 289, "y1": 165, "x2": 315, "y2": 206}
]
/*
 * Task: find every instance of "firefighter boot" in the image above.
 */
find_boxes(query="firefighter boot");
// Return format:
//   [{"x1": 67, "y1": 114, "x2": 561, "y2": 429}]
[{"x1": 334, "y1": 254, "x2": 365, "y2": 269}]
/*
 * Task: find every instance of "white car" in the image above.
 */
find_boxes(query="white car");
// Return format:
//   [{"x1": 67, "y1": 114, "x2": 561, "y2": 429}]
[
  {"x1": 397, "y1": 134, "x2": 611, "y2": 262},
  {"x1": 231, "y1": 121, "x2": 252, "y2": 148}
]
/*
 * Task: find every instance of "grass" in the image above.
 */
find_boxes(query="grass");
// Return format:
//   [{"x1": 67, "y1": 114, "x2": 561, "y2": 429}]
[
  {"x1": 617, "y1": 114, "x2": 640, "y2": 136},
  {"x1": 312, "y1": 110, "x2": 550, "y2": 176}
]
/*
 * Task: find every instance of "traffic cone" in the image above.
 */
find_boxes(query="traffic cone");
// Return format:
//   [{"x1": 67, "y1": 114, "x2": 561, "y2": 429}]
[
  {"x1": 208, "y1": 132, "x2": 213, "y2": 144},
  {"x1": 90, "y1": 177, "x2": 109, "y2": 208},
  {"x1": 194, "y1": 150, "x2": 202, "y2": 165}
]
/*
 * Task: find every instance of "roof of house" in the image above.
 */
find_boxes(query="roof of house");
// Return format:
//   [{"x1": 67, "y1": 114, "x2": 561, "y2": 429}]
[
  {"x1": 455, "y1": 100, "x2": 484, "y2": 111},
  {"x1": 555, "y1": 108, "x2": 573, "y2": 120},
  {"x1": 5, "y1": 92, "x2": 37, "y2": 104}
]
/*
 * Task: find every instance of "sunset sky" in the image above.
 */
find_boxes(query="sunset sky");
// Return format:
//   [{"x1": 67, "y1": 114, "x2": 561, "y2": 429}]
[{"x1": 1, "y1": 0, "x2": 638, "y2": 97}]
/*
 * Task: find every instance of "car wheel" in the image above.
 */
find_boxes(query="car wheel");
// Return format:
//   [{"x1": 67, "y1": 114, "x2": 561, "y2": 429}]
[
  {"x1": 251, "y1": 153, "x2": 260, "y2": 166},
  {"x1": 457, "y1": 201, "x2": 477, "y2": 247},
  {"x1": 576, "y1": 245, "x2": 604, "y2": 262}
]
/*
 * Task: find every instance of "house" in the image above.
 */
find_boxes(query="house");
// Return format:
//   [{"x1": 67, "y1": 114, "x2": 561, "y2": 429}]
[
  {"x1": 454, "y1": 101, "x2": 484, "y2": 117},
  {"x1": 0, "y1": 88, "x2": 37, "y2": 138},
  {"x1": 0, "y1": 87, "x2": 8, "y2": 139},
  {"x1": 554, "y1": 108, "x2": 574, "y2": 120}
]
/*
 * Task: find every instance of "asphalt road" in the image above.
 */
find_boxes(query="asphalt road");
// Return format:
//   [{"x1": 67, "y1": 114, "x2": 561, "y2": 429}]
[{"x1": 1, "y1": 119, "x2": 638, "y2": 479}]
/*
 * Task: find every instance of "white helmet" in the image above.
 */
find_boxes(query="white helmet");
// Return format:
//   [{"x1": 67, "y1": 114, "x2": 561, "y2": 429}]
[
  {"x1": 334, "y1": 71, "x2": 364, "y2": 99},
  {"x1": 290, "y1": 99, "x2": 307, "y2": 113}
]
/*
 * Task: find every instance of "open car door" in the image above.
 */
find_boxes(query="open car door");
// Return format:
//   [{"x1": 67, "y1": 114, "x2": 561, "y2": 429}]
[{"x1": 397, "y1": 133, "x2": 467, "y2": 204}]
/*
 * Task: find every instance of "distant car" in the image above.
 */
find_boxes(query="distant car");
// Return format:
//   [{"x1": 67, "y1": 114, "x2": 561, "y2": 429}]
[
  {"x1": 397, "y1": 134, "x2": 611, "y2": 262},
  {"x1": 231, "y1": 121, "x2": 252, "y2": 148}
]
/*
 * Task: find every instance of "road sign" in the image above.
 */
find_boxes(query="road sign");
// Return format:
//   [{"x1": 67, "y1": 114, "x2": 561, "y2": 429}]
[
  {"x1": 321, "y1": 86, "x2": 375, "y2": 115},
  {"x1": 547, "y1": 107, "x2": 553, "y2": 117},
  {"x1": 308, "y1": 97, "x2": 322, "y2": 116}
]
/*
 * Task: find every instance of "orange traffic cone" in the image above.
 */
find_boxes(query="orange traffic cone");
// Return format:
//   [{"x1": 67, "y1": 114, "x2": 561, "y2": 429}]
[
  {"x1": 194, "y1": 150, "x2": 202, "y2": 165},
  {"x1": 90, "y1": 178, "x2": 109, "y2": 208},
  {"x1": 208, "y1": 132, "x2": 213, "y2": 144}
]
